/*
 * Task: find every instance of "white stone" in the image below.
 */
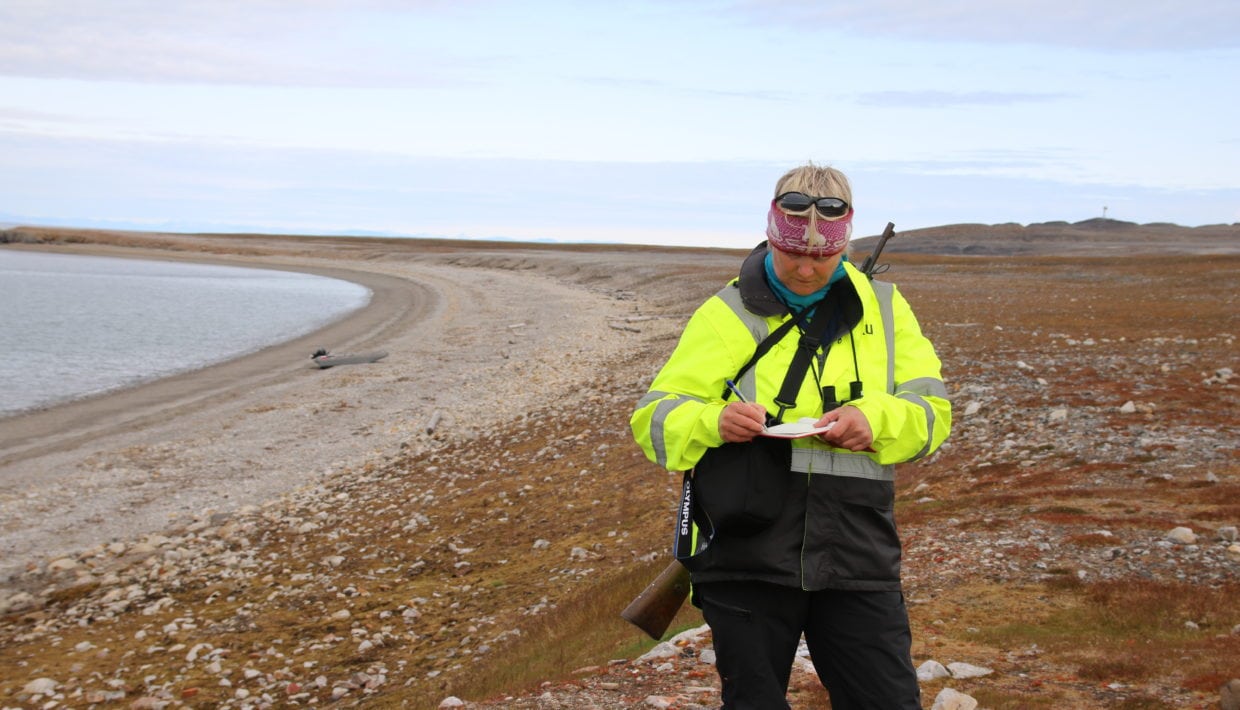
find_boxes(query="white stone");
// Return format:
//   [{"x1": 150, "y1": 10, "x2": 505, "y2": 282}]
[
  {"x1": 1218, "y1": 526, "x2": 1238, "y2": 542},
  {"x1": 1166, "y1": 527, "x2": 1197, "y2": 544},
  {"x1": 917, "y1": 660, "x2": 951, "y2": 681},
  {"x1": 931, "y1": 687, "x2": 979, "y2": 710},
  {"x1": 947, "y1": 662, "x2": 993, "y2": 679},
  {"x1": 2, "y1": 592, "x2": 37, "y2": 614},
  {"x1": 1049, "y1": 409, "x2": 1068, "y2": 422},
  {"x1": 668, "y1": 624, "x2": 711, "y2": 646},
  {"x1": 439, "y1": 697, "x2": 466, "y2": 708},
  {"x1": 47, "y1": 557, "x2": 79, "y2": 572},
  {"x1": 638, "y1": 642, "x2": 679, "y2": 662},
  {"x1": 963, "y1": 402, "x2": 981, "y2": 416},
  {"x1": 23, "y1": 678, "x2": 58, "y2": 695},
  {"x1": 186, "y1": 643, "x2": 212, "y2": 662},
  {"x1": 1119, "y1": 401, "x2": 1137, "y2": 414}
]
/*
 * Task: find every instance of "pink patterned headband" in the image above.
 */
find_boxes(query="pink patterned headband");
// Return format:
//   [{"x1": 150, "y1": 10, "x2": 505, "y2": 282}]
[{"x1": 766, "y1": 201, "x2": 853, "y2": 256}]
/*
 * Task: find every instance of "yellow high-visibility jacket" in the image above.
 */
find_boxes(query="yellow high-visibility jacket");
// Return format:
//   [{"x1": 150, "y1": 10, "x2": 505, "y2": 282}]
[{"x1": 630, "y1": 244, "x2": 951, "y2": 590}]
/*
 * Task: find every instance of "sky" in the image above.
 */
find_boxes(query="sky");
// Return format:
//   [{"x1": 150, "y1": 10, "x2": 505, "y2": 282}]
[{"x1": 2, "y1": 0, "x2": 1238, "y2": 249}]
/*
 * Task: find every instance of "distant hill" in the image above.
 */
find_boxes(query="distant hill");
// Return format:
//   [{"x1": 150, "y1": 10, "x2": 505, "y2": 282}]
[
  {"x1": 852, "y1": 219, "x2": 1240, "y2": 256},
  {"x1": 4, "y1": 219, "x2": 1238, "y2": 258}
]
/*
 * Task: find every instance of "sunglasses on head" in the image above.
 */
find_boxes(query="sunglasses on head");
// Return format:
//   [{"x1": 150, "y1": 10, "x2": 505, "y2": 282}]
[{"x1": 775, "y1": 192, "x2": 850, "y2": 218}]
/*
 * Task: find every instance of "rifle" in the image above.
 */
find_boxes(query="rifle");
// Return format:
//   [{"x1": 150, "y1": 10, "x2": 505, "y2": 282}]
[
  {"x1": 620, "y1": 560, "x2": 691, "y2": 640},
  {"x1": 858, "y1": 222, "x2": 897, "y2": 278}
]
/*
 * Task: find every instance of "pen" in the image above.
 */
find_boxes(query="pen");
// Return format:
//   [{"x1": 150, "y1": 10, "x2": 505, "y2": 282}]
[{"x1": 724, "y1": 379, "x2": 748, "y2": 403}]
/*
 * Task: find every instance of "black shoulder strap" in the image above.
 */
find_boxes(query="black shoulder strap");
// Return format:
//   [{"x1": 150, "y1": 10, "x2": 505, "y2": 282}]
[
  {"x1": 720, "y1": 298, "x2": 817, "y2": 400},
  {"x1": 770, "y1": 300, "x2": 837, "y2": 424}
]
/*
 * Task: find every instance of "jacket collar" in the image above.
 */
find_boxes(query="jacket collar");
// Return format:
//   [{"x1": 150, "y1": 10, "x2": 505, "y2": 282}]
[
  {"x1": 738, "y1": 241, "x2": 786, "y2": 318},
  {"x1": 737, "y1": 241, "x2": 865, "y2": 337}
]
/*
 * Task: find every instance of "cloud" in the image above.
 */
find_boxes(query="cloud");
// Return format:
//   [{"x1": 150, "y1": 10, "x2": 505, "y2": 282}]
[
  {"x1": 575, "y1": 76, "x2": 795, "y2": 103},
  {"x1": 855, "y1": 90, "x2": 1071, "y2": 108},
  {"x1": 0, "y1": 0, "x2": 478, "y2": 86},
  {"x1": 722, "y1": 0, "x2": 1240, "y2": 51}
]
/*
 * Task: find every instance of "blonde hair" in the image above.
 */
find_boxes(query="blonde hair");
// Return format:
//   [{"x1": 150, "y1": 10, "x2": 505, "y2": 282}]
[{"x1": 773, "y1": 163, "x2": 853, "y2": 210}]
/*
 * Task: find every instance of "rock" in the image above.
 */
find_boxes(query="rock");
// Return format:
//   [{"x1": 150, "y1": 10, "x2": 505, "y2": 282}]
[
  {"x1": 947, "y1": 662, "x2": 993, "y2": 679},
  {"x1": 439, "y1": 696, "x2": 465, "y2": 708},
  {"x1": 931, "y1": 687, "x2": 978, "y2": 710},
  {"x1": 1166, "y1": 527, "x2": 1197, "y2": 544},
  {"x1": 23, "y1": 677, "x2": 58, "y2": 695},
  {"x1": 638, "y1": 642, "x2": 679, "y2": 662},
  {"x1": 1, "y1": 591, "x2": 38, "y2": 614},
  {"x1": 186, "y1": 643, "x2": 212, "y2": 662},
  {"x1": 47, "y1": 557, "x2": 79, "y2": 572},
  {"x1": 1119, "y1": 401, "x2": 1137, "y2": 414},
  {"x1": 917, "y1": 660, "x2": 951, "y2": 681},
  {"x1": 1218, "y1": 526, "x2": 1238, "y2": 542}
]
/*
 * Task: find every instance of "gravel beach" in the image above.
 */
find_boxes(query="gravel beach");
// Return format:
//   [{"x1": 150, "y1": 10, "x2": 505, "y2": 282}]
[{"x1": 0, "y1": 235, "x2": 733, "y2": 584}]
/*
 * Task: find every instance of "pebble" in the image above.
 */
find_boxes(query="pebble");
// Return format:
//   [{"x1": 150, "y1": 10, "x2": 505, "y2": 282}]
[
  {"x1": 932, "y1": 688, "x2": 979, "y2": 710},
  {"x1": 1167, "y1": 527, "x2": 1198, "y2": 544},
  {"x1": 22, "y1": 678, "x2": 57, "y2": 695},
  {"x1": 917, "y1": 660, "x2": 951, "y2": 681}
]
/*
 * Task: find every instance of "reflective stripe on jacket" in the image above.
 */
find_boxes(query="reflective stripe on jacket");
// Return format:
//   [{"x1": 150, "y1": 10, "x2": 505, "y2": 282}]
[{"x1": 630, "y1": 243, "x2": 951, "y2": 590}]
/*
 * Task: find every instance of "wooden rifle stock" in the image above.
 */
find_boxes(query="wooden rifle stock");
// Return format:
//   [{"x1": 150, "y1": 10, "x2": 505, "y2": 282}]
[
  {"x1": 859, "y1": 222, "x2": 896, "y2": 278},
  {"x1": 620, "y1": 561, "x2": 691, "y2": 640}
]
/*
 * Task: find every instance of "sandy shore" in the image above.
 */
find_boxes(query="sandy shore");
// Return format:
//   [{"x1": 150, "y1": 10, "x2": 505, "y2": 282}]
[{"x1": 0, "y1": 237, "x2": 723, "y2": 583}]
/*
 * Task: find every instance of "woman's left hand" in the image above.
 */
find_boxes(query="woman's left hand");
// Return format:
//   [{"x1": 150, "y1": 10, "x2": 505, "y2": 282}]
[{"x1": 815, "y1": 406, "x2": 874, "y2": 451}]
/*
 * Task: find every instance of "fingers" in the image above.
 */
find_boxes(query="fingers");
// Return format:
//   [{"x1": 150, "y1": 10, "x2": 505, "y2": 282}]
[
  {"x1": 719, "y1": 402, "x2": 767, "y2": 442},
  {"x1": 817, "y1": 406, "x2": 874, "y2": 451}
]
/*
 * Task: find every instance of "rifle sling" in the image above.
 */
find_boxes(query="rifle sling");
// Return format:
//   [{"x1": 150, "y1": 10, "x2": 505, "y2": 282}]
[{"x1": 725, "y1": 291, "x2": 838, "y2": 425}]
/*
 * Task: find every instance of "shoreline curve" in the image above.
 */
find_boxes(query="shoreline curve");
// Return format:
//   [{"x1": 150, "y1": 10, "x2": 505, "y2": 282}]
[{"x1": 0, "y1": 255, "x2": 431, "y2": 468}]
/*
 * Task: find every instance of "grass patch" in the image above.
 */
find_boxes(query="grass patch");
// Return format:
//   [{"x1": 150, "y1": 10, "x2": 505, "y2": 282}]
[
  {"x1": 400, "y1": 560, "x2": 703, "y2": 706},
  {"x1": 975, "y1": 580, "x2": 1239, "y2": 694}
]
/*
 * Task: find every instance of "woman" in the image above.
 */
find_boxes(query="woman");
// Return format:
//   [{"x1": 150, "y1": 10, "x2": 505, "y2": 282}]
[{"x1": 630, "y1": 163, "x2": 951, "y2": 708}]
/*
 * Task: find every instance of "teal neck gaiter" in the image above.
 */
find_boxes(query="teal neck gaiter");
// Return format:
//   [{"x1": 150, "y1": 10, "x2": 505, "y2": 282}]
[{"x1": 763, "y1": 251, "x2": 849, "y2": 313}]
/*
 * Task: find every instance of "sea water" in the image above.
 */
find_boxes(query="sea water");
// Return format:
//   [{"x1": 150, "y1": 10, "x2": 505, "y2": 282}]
[{"x1": 0, "y1": 250, "x2": 371, "y2": 417}]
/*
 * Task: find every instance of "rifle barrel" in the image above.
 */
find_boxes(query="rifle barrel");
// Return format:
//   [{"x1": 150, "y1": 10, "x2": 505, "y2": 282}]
[{"x1": 860, "y1": 222, "x2": 896, "y2": 277}]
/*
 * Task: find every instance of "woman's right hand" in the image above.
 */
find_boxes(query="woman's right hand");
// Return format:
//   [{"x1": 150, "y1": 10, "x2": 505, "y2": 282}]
[{"x1": 718, "y1": 402, "x2": 768, "y2": 442}]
